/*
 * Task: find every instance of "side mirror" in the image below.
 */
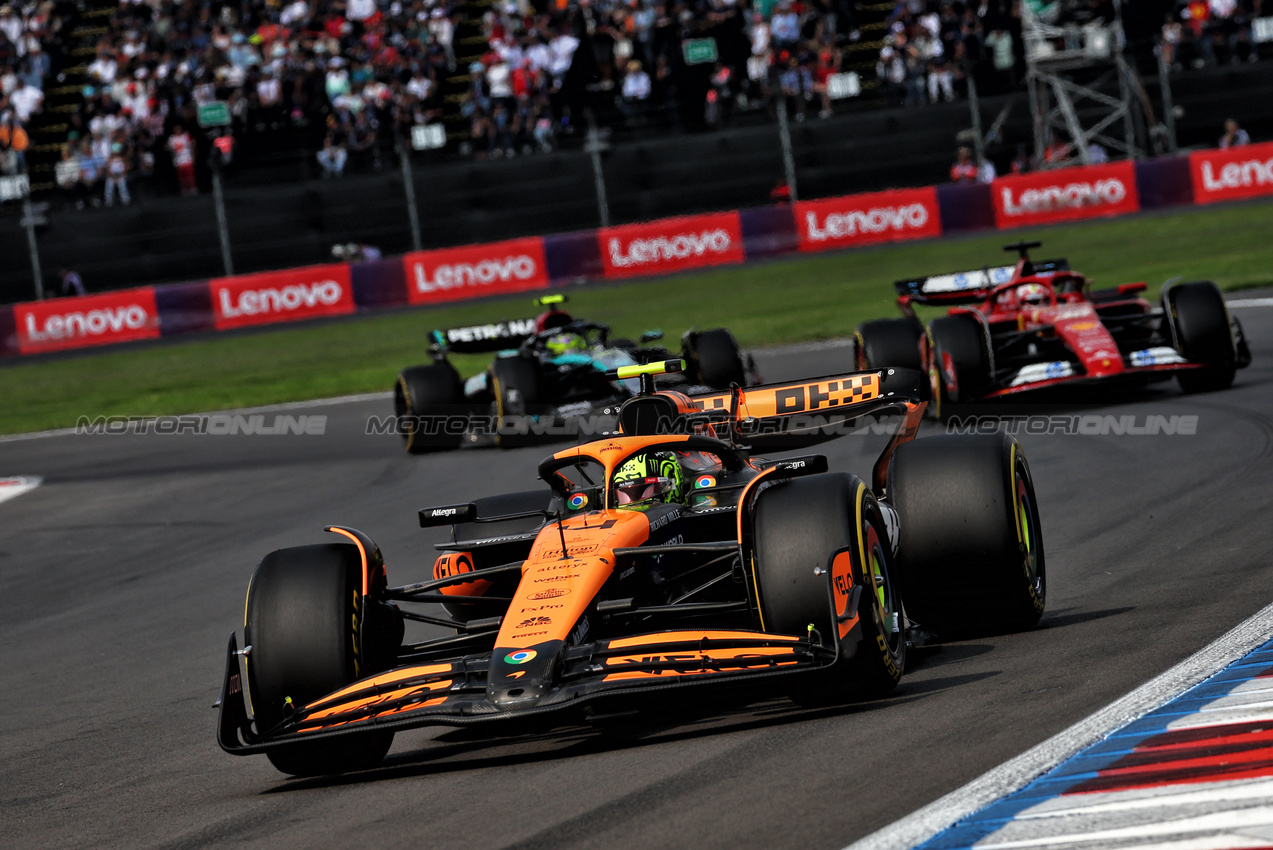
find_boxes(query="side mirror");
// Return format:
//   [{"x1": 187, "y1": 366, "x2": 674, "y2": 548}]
[{"x1": 641, "y1": 330, "x2": 664, "y2": 343}]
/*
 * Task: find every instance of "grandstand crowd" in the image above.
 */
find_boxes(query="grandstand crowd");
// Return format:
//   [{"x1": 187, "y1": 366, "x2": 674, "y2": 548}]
[{"x1": 0, "y1": 0, "x2": 1263, "y2": 203}]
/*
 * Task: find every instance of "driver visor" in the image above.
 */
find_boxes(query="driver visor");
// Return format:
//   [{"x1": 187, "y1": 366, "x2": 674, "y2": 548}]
[{"x1": 614, "y1": 476, "x2": 667, "y2": 505}]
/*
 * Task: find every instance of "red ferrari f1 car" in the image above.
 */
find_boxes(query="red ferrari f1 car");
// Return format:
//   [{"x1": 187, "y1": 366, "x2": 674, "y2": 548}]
[
  {"x1": 217, "y1": 361, "x2": 1045, "y2": 777},
  {"x1": 855, "y1": 242, "x2": 1251, "y2": 414}
]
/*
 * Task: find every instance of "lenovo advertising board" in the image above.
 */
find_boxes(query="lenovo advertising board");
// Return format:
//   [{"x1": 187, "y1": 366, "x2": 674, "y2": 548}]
[
  {"x1": 992, "y1": 161, "x2": 1140, "y2": 227},
  {"x1": 796, "y1": 187, "x2": 941, "y2": 252},
  {"x1": 404, "y1": 237, "x2": 550, "y2": 306},
  {"x1": 599, "y1": 213, "x2": 746, "y2": 278},
  {"x1": 210, "y1": 264, "x2": 356, "y2": 330},
  {"x1": 15, "y1": 288, "x2": 161, "y2": 353}
]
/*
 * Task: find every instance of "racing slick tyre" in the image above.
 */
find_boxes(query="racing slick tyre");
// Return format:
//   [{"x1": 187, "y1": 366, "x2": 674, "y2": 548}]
[
  {"x1": 855, "y1": 318, "x2": 924, "y2": 374},
  {"x1": 1167, "y1": 282, "x2": 1237, "y2": 394},
  {"x1": 887, "y1": 433, "x2": 1045, "y2": 637},
  {"x1": 752, "y1": 473, "x2": 905, "y2": 705},
  {"x1": 927, "y1": 315, "x2": 991, "y2": 418},
  {"x1": 395, "y1": 363, "x2": 466, "y2": 453},
  {"x1": 244, "y1": 544, "x2": 394, "y2": 776},
  {"x1": 491, "y1": 355, "x2": 549, "y2": 449},
  {"x1": 689, "y1": 329, "x2": 747, "y2": 389}
]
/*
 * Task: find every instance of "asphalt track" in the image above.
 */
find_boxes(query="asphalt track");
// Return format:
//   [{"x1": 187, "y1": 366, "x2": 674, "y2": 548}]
[{"x1": 2, "y1": 300, "x2": 1272, "y2": 850}]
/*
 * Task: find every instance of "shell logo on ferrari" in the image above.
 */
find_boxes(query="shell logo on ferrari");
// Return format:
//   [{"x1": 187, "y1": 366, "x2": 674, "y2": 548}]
[{"x1": 1067, "y1": 320, "x2": 1100, "y2": 331}]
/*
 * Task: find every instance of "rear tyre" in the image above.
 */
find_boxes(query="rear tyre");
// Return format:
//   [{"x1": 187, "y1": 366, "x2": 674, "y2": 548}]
[
  {"x1": 394, "y1": 363, "x2": 466, "y2": 453},
  {"x1": 752, "y1": 474, "x2": 905, "y2": 705},
  {"x1": 927, "y1": 315, "x2": 991, "y2": 418},
  {"x1": 887, "y1": 433, "x2": 1045, "y2": 637},
  {"x1": 689, "y1": 329, "x2": 747, "y2": 389},
  {"x1": 491, "y1": 355, "x2": 548, "y2": 449},
  {"x1": 244, "y1": 544, "x2": 394, "y2": 776},
  {"x1": 855, "y1": 318, "x2": 924, "y2": 373},
  {"x1": 1168, "y1": 282, "x2": 1236, "y2": 394}
]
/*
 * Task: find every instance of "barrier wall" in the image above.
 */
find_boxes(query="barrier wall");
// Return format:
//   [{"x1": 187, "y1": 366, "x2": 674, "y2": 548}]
[{"x1": 1, "y1": 144, "x2": 1267, "y2": 358}]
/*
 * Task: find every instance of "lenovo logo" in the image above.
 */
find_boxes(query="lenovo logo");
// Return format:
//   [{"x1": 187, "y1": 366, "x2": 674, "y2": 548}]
[
  {"x1": 218, "y1": 280, "x2": 344, "y2": 318},
  {"x1": 599, "y1": 213, "x2": 745, "y2": 277},
  {"x1": 607, "y1": 230, "x2": 733, "y2": 268},
  {"x1": 24, "y1": 305, "x2": 149, "y2": 342},
  {"x1": 1000, "y1": 179, "x2": 1126, "y2": 215},
  {"x1": 15, "y1": 288, "x2": 161, "y2": 353},
  {"x1": 414, "y1": 255, "x2": 539, "y2": 292},
  {"x1": 1201, "y1": 157, "x2": 1273, "y2": 192},
  {"x1": 804, "y1": 204, "x2": 929, "y2": 241}
]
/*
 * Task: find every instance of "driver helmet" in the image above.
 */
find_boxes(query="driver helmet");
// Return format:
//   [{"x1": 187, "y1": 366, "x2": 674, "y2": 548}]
[
  {"x1": 545, "y1": 332, "x2": 588, "y2": 357},
  {"x1": 611, "y1": 451, "x2": 687, "y2": 510},
  {"x1": 1018, "y1": 283, "x2": 1048, "y2": 306}
]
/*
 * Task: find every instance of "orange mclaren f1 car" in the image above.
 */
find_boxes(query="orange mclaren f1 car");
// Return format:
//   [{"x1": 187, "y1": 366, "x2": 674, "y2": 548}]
[{"x1": 216, "y1": 361, "x2": 1046, "y2": 776}]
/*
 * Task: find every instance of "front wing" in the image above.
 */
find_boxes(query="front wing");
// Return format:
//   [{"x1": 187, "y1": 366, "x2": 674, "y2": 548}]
[{"x1": 218, "y1": 629, "x2": 840, "y2": 755}]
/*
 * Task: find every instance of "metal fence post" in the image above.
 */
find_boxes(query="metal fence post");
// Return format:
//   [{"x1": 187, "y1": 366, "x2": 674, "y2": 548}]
[
  {"x1": 585, "y1": 112, "x2": 611, "y2": 228},
  {"x1": 398, "y1": 137, "x2": 424, "y2": 252},
  {"x1": 210, "y1": 159, "x2": 234, "y2": 277},
  {"x1": 776, "y1": 96, "x2": 799, "y2": 202},
  {"x1": 21, "y1": 191, "x2": 43, "y2": 299}
]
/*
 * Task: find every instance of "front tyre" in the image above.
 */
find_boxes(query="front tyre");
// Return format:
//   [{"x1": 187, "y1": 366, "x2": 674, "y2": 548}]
[
  {"x1": 491, "y1": 355, "x2": 549, "y2": 449},
  {"x1": 394, "y1": 363, "x2": 466, "y2": 453},
  {"x1": 927, "y1": 315, "x2": 991, "y2": 418},
  {"x1": 888, "y1": 433, "x2": 1045, "y2": 636},
  {"x1": 1168, "y1": 281, "x2": 1237, "y2": 394},
  {"x1": 856, "y1": 318, "x2": 924, "y2": 373},
  {"x1": 752, "y1": 474, "x2": 905, "y2": 704},
  {"x1": 688, "y1": 328, "x2": 747, "y2": 389},
  {"x1": 245, "y1": 544, "x2": 394, "y2": 776}
]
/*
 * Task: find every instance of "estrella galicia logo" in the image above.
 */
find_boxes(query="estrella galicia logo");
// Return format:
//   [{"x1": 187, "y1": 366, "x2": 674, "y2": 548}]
[{"x1": 505, "y1": 649, "x2": 537, "y2": 665}]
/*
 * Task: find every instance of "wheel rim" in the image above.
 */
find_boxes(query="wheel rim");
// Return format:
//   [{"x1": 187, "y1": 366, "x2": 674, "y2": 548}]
[
  {"x1": 1016, "y1": 470, "x2": 1042, "y2": 597},
  {"x1": 864, "y1": 520, "x2": 901, "y2": 650}
]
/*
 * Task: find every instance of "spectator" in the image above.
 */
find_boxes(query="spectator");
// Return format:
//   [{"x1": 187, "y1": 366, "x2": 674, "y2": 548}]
[
  {"x1": 950, "y1": 145, "x2": 977, "y2": 181},
  {"x1": 1220, "y1": 118, "x2": 1250, "y2": 148},
  {"x1": 8, "y1": 76, "x2": 41, "y2": 124},
  {"x1": 620, "y1": 59, "x2": 651, "y2": 121},
  {"x1": 317, "y1": 131, "x2": 348, "y2": 176},
  {"x1": 1011, "y1": 144, "x2": 1032, "y2": 174},
  {"x1": 166, "y1": 124, "x2": 196, "y2": 196},
  {"x1": 59, "y1": 268, "x2": 85, "y2": 297},
  {"x1": 0, "y1": 111, "x2": 26, "y2": 172},
  {"x1": 104, "y1": 142, "x2": 131, "y2": 206}
]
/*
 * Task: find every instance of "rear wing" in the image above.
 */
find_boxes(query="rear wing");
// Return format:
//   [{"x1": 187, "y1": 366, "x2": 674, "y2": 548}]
[
  {"x1": 687, "y1": 368, "x2": 926, "y2": 451},
  {"x1": 430, "y1": 318, "x2": 538, "y2": 354},
  {"x1": 894, "y1": 265, "x2": 1015, "y2": 304}
]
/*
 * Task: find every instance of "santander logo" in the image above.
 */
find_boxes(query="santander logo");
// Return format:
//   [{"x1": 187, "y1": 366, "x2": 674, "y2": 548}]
[
  {"x1": 805, "y1": 204, "x2": 929, "y2": 240},
  {"x1": 607, "y1": 229, "x2": 732, "y2": 267},
  {"x1": 1000, "y1": 178, "x2": 1127, "y2": 215},
  {"x1": 218, "y1": 280, "x2": 344, "y2": 318},
  {"x1": 24, "y1": 304, "x2": 149, "y2": 342},
  {"x1": 414, "y1": 254, "x2": 538, "y2": 292}
]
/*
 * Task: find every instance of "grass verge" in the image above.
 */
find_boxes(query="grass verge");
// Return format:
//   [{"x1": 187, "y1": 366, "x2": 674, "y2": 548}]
[{"x1": 5, "y1": 199, "x2": 1272, "y2": 435}]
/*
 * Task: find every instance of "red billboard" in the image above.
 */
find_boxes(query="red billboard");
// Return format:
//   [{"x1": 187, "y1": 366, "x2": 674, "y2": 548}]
[
  {"x1": 1189, "y1": 141, "x2": 1273, "y2": 205},
  {"x1": 14, "y1": 288, "x2": 160, "y2": 353},
  {"x1": 796, "y1": 187, "x2": 941, "y2": 252},
  {"x1": 404, "y1": 237, "x2": 550, "y2": 306},
  {"x1": 992, "y1": 161, "x2": 1140, "y2": 228},
  {"x1": 599, "y1": 212, "x2": 745, "y2": 278},
  {"x1": 210, "y1": 263, "x2": 355, "y2": 330}
]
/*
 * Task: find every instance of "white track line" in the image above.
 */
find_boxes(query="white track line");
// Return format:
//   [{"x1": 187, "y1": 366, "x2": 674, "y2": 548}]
[
  {"x1": 0, "y1": 475, "x2": 42, "y2": 504},
  {"x1": 1226, "y1": 298, "x2": 1273, "y2": 308},
  {"x1": 843, "y1": 600, "x2": 1273, "y2": 850},
  {"x1": 0, "y1": 391, "x2": 391, "y2": 443}
]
